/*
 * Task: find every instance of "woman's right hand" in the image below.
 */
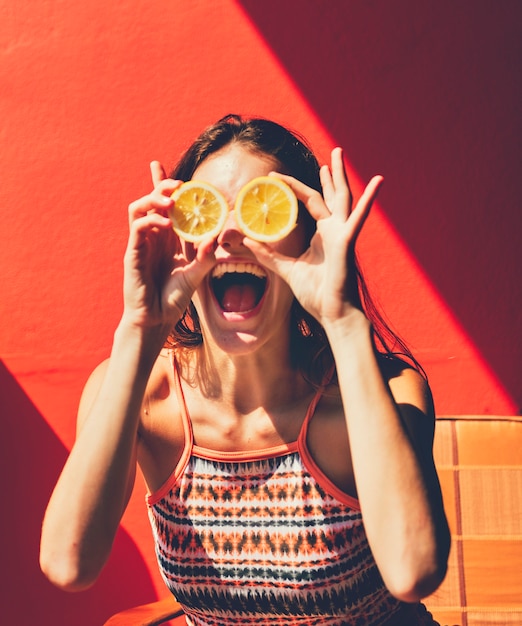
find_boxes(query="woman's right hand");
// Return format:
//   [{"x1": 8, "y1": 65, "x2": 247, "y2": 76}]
[{"x1": 122, "y1": 161, "x2": 216, "y2": 330}]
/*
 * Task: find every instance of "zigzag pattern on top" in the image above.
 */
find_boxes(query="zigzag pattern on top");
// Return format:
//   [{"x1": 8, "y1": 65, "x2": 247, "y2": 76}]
[{"x1": 148, "y1": 451, "x2": 403, "y2": 625}]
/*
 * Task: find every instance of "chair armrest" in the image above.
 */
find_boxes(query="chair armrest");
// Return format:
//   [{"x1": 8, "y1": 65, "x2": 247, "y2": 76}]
[{"x1": 103, "y1": 595, "x2": 184, "y2": 626}]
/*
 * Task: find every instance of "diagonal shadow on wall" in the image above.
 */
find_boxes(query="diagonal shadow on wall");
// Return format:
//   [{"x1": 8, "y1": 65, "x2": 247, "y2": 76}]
[
  {"x1": 237, "y1": 0, "x2": 522, "y2": 410},
  {"x1": 0, "y1": 360, "x2": 157, "y2": 625}
]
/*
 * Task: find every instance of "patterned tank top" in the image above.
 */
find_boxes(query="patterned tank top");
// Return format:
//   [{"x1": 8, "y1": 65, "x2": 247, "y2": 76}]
[{"x1": 146, "y1": 367, "x2": 438, "y2": 626}]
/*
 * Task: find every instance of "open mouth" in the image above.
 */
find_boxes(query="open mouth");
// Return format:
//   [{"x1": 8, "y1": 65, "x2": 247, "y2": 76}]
[{"x1": 211, "y1": 262, "x2": 267, "y2": 313}]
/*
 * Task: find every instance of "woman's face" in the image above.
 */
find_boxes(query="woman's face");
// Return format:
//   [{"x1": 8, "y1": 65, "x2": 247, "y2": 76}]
[{"x1": 188, "y1": 143, "x2": 308, "y2": 357}]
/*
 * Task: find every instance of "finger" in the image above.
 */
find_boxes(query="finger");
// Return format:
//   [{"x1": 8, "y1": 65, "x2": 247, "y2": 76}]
[
  {"x1": 128, "y1": 179, "x2": 182, "y2": 227},
  {"x1": 330, "y1": 148, "x2": 351, "y2": 193},
  {"x1": 150, "y1": 161, "x2": 168, "y2": 188},
  {"x1": 243, "y1": 238, "x2": 295, "y2": 284},
  {"x1": 128, "y1": 193, "x2": 174, "y2": 229},
  {"x1": 330, "y1": 147, "x2": 352, "y2": 219},
  {"x1": 319, "y1": 164, "x2": 335, "y2": 209},
  {"x1": 181, "y1": 232, "x2": 218, "y2": 263},
  {"x1": 195, "y1": 236, "x2": 218, "y2": 263},
  {"x1": 127, "y1": 213, "x2": 173, "y2": 248},
  {"x1": 154, "y1": 177, "x2": 182, "y2": 197},
  {"x1": 348, "y1": 175, "x2": 384, "y2": 240},
  {"x1": 175, "y1": 239, "x2": 217, "y2": 293},
  {"x1": 270, "y1": 172, "x2": 330, "y2": 221}
]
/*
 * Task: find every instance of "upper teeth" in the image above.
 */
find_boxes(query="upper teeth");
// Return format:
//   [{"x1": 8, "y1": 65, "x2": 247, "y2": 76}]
[{"x1": 211, "y1": 262, "x2": 267, "y2": 279}]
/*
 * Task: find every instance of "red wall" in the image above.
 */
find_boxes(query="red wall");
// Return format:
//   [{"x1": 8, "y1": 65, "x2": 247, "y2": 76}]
[{"x1": 1, "y1": 1, "x2": 520, "y2": 623}]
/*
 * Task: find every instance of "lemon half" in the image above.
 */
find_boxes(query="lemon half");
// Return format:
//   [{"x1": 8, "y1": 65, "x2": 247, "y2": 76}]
[
  {"x1": 170, "y1": 181, "x2": 229, "y2": 243},
  {"x1": 234, "y1": 176, "x2": 298, "y2": 243}
]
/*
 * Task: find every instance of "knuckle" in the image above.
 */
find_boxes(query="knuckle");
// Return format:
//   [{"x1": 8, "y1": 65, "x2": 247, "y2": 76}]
[{"x1": 128, "y1": 196, "x2": 149, "y2": 220}]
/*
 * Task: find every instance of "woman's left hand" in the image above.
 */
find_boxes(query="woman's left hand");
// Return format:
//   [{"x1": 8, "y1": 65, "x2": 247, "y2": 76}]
[{"x1": 245, "y1": 148, "x2": 383, "y2": 326}]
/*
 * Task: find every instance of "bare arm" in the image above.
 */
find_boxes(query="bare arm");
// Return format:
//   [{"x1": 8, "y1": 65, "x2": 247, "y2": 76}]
[
  {"x1": 245, "y1": 149, "x2": 450, "y2": 601},
  {"x1": 324, "y1": 314, "x2": 449, "y2": 601},
  {"x1": 39, "y1": 325, "x2": 166, "y2": 591},
  {"x1": 40, "y1": 163, "x2": 216, "y2": 590}
]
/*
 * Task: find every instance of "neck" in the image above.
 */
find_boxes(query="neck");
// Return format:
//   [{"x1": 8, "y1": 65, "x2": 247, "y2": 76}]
[{"x1": 177, "y1": 341, "x2": 310, "y2": 416}]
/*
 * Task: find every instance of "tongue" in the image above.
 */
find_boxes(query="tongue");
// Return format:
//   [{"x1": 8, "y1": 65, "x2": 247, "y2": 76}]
[{"x1": 221, "y1": 284, "x2": 258, "y2": 313}]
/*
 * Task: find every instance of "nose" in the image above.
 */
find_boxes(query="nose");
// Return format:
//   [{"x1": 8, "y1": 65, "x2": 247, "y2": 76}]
[{"x1": 216, "y1": 208, "x2": 245, "y2": 248}]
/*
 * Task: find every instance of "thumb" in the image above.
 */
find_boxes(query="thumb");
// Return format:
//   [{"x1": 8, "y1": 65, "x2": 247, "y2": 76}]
[
  {"x1": 244, "y1": 239, "x2": 295, "y2": 283},
  {"x1": 183, "y1": 237, "x2": 218, "y2": 287}
]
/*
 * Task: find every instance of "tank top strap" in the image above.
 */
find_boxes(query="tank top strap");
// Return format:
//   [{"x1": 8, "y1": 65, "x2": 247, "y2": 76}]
[
  {"x1": 145, "y1": 354, "x2": 194, "y2": 505},
  {"x1": 298, "y1": 365, "x2": 335, "y2": 446},
  {"x1": 171, "y1": 353, "x2": 194, "y2": 451}
]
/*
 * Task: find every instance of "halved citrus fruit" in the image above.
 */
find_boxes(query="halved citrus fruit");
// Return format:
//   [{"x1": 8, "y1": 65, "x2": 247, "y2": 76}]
[
  {"x1": 170, "y1": 181, "x2": 228, "y2": 243},
  {"x1": 234, "y1": 176, "x2": 298, "y2": 243}
]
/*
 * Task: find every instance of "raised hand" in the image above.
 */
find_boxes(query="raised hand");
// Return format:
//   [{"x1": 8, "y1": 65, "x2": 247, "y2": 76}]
[
  {"x1": 245, "y1": 148, "x2": 383, "y2": 326},
  {"x1": 122, "y1": 162, "x2": 216, "y2": 329}
]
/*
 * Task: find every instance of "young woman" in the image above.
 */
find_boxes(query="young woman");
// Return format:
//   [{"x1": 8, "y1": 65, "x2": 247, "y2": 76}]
[{"x1": 40, "y1": 115, "x2": 450, "y2": 625}]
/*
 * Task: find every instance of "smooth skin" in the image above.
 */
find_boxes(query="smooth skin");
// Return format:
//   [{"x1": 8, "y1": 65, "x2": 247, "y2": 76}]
[{"x1": 40, "y1": 145, "x2": 450, "y2": 603}]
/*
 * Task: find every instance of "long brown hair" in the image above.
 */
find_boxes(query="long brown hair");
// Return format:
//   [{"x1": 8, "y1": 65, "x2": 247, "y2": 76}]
[{"x1": 166, "y1": 114, "x2": 423, "y2": 384}]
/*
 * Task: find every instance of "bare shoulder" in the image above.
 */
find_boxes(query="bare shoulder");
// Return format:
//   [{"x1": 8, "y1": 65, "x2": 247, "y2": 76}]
[
  {"x1": 378, "y1": 355, "x2": 433, "y2": 416},
  {"x1": 378, "y1": 354, "x2": 436, "y2": 454},
  {"x1": 141, "y1": 348, "x2": 180, "y2": 430},
  {"x1": 76, "y1": 350, "x2": 174, "y2": 426},
  {"x1": 144, "y1": 348, "x2": 174, "y2": 401},
  {"x1": 306, "y1": 384, "x2": 357, "y2": 496},
  {"x1": 76, "y1": 358, "x2": 111, "y2": 431},
  {"x1": 138, "y1": 349, "x2": 186, "y2": 492}
]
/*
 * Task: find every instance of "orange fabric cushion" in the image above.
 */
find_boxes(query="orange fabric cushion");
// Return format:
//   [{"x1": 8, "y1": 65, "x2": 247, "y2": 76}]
[{"x1": 426, "y1": 416, "x2": 522, "y2": 626}]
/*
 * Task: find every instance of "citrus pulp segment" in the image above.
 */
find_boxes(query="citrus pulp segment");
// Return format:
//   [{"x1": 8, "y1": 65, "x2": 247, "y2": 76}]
[
  {"x1": 170, "y1": 181, "x2": 229, "y2": 243},
  {"x1": 234, "y1": 177, "x2": 298, "y2": 243}
]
